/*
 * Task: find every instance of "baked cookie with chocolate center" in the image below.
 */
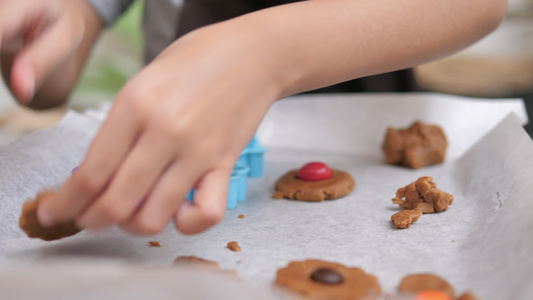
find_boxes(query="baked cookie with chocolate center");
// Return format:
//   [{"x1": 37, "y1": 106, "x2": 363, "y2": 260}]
[{"x1": 276, "y1": 259, "x2": 381, "y2": 300}]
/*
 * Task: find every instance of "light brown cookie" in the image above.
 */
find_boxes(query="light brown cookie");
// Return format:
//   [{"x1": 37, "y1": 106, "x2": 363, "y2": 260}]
[
  {"x1": 457, "y1": 291, "x2": 478, "y2": 300},
  {"x1": 174, "y1": 256, "x2": 221, "y2": 270},
  {"x1": 382, "y1": 121, "x2": 447, "y2": 169},
  {"x1": 19, "y1": 191, "x2": 81, "y2": 241},
  {"x1": 392, "y1": 177, "x2": 453, "y2": 213},
  {"x1": 272, "y1": 170, "x2": 355, "y2": 202},
  {"x1": 398, "y1": 274, "x2": 455, "y2": 299},
  {"x1": 174, "y1": 256, "x2": 238, "y2": 277},
  {"x1": 276, "y1": 259, "x2": 381, "y2": 300},
  {"x1": 391, "y1": 210, "x2": 422, "y2": 229}
]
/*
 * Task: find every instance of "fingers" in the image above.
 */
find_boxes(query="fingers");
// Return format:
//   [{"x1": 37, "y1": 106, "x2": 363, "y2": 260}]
[
  {"x1": 117, "y1": 159, "x2": 193, "y2": 235},
  {"x1": 0, "y1": 1, "x2": 83, "y2": 103},
  {"x1": 75, "y1": 129, "x2": 175, "y2": 230},
  {"x1": 11, "y1": 11, "x2": 83, "y2": 103},
  {"x1": 37, "y1": 103, "x2": 142, "y2": 227},
  {"x1": 173, "y1": 167, "x2": 231, "y2": 235}
]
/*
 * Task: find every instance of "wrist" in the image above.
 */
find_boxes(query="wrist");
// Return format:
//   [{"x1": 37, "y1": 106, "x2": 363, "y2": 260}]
[{"x1": 176, "y1": 23, "x2": 285, "y2": 106}]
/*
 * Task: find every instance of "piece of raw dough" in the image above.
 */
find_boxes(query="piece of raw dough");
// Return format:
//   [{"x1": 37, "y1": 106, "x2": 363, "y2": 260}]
[
  {"x1": 391, "y1": 210, "x2": 422, "y2": 229},
  {"x1": 392, "y1": 176, "x2": 454, "y2": 213},
  {"x1": 19, "y1": 191, "x2": 81, "y2": 241},
  {"x1": 382, "y1": 121, "x2": 447, "y2": 169}
]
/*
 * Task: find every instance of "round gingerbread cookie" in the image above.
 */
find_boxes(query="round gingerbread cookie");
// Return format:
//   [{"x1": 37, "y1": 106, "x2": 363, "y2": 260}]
[
  {"x1": 398, "y1": 274, "x2": 455, "y2": 299},
  {"x1": 272, "y1": 163, "x2": 355, "y2": 202},
  {"x1": 19, "y1": 191, "x2": 81, "y2": 241},
  {"x1": 276, "y1": 259, "x2": 381, "y2": 300},
  {"x1": 174, "y1": 256, "x2": 221, "y2": 270}
]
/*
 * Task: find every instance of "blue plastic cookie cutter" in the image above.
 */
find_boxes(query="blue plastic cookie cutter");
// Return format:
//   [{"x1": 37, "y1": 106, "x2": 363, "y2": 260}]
[{"x1": 187, "y1": 135, "x2": 265, "y2": 209}]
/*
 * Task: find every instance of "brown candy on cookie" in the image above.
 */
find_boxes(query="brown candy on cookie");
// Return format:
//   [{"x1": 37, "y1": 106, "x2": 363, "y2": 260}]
[
  {"x1": 19, "y1": 191, "x2": 81, "y2": 241},
  {"x1": 382, "y1": 121, "x2": 447, "y2": 169},
  {"x1": 392, "y1": 177, "x2": 453, "y2": 213},
  {"x1": 272, "y1": 162, "x2": 355, "y2": 202},
  {"x1": 276, "y1": 259, "x2": 381, "y2": 300}
]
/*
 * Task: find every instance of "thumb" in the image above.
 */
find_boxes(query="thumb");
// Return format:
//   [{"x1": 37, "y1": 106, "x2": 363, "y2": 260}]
[{"x1": 10, "y1": 14, "x2": 84, "y2": 104}]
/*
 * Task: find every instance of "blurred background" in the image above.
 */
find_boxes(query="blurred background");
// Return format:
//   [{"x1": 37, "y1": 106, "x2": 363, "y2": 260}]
[{"x1": 1, "y1": 0, "x2": 533, "y2": 146}]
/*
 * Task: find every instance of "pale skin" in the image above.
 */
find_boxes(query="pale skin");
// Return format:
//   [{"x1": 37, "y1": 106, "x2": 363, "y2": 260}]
[{"x1": 1, "y1": 0, "x2": 507, "y2": 235}]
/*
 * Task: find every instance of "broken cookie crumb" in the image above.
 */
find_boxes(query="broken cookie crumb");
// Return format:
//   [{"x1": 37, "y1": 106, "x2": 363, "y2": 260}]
[
  {"x1": 148, "y1": 241, "x2": 161, "y2": 247},
  {"x1": 227, "y1": 241, "x2": 241, "y2": 252},
  {"x1": 392, "y1": 176, "x2": 453, "y2": 213},
  {"x1": 391, "y1": 210, "x2": 422, "y2": 229}
]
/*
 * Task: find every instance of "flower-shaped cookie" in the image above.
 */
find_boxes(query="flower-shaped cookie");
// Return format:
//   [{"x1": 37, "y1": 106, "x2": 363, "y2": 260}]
[{"x1": 276, "y1": 259, "x2": 381, "y2": 300}]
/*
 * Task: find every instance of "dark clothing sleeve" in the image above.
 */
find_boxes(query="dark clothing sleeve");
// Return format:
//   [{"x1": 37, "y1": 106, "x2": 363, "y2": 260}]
[{"x1": 86, "y1": 0, "x2": 134, "y2": 26}]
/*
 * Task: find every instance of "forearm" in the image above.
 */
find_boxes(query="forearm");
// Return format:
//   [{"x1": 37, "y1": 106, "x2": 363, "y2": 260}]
[
  {"x1": 0, "y1": 0, "x2": 103, "y2": 109},
  {"x1": 213, "y1": 0, "x2": 507, "y2": 97}
]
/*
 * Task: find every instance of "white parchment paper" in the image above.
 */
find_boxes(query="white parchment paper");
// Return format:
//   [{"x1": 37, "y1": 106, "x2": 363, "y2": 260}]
[{"x1": 0, "y1": 93, "x2": 531, "y2": 300}]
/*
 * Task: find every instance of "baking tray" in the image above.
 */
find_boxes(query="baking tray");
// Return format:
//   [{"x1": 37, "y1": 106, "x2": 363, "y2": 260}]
[{"x1": 0, "y1": 93, "x2": 531, "y2": 299}]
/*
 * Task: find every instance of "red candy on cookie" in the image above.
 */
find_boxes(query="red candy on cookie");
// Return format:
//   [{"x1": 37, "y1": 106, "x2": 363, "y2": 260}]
[{"x1": 297, "y1": 162, "x2": 332, "y2": 181}]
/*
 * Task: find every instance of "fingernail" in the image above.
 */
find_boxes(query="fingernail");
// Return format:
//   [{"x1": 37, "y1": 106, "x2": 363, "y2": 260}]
[
  {"x1": 175, "y1": 201, "x2": 192, "y2": 218},
  {"x1": 37, "y1": 205, "x2": 54, "y2": 227},
  {"x1": 71, "y1": 166, "x2": 80, "y2": 174},
  {"x1": 22, "y1": 64, "x2": 35, "y2": 102},
  {"x1": 15, "y1": 59, "x2": 35, "y2": 104}
]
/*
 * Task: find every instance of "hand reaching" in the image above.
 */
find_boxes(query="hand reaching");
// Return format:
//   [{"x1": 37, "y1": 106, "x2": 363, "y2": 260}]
[{"x1": 38, "y1": 26, "x2": 280, "y2": 235}]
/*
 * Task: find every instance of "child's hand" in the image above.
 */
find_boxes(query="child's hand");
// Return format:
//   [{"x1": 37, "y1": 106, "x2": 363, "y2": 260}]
[
  {"x1": 0, "y1": 0, "x2": 101, "y2": 107},
  {"x1": 38, "y1": 25, "x2": 280, "y2": 235}
]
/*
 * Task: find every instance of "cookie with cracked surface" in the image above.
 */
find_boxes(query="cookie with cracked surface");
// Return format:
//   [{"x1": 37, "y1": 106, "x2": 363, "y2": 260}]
[{"x1": 272, "y1": 162, "x2": 355, "y2": 202}]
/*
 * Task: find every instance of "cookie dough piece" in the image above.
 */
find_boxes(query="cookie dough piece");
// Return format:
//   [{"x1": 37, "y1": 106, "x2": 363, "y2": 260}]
[
  {"x1": 398, "y1": 274, "x2": 455, "y2": 299},
  {"x1": 457, "y1": 292, "x2": 478, "y2": 300},
  {"x1": 382, "y1": 121, "x2": 448, "y2": 169},
  {"x1": 391, "y1": 210, "x2": 422, "y2": 229},
  {"x1": 392, "y1": 177, "x2": 453, "y2": 213},
  {"x1": 19, "y1": 191, "x2": 81, "y2": 241},
  {"x1": 272, "y1": 169, "x2": 355, "y2": 202},
  {"x1": 174, "y1": 256, "x2": 221, "y2": 270},
  {"x1": 148, "y1": 241, "x2": 161, "y2": 247},
  {"x1": 227, "y1": 241, "x2": 241, "y2": 252},
  {"x1": 276, "y1": 259, "x2": 381, "y2": 300}
]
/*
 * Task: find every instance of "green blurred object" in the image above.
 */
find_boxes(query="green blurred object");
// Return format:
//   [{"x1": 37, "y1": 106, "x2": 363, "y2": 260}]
[
  {"x1": 72, "y1": 0, "x2": 145, "y2": 106},
  {"x1": 112, "y1": 0, "x2": 145, "y2": 50}
]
